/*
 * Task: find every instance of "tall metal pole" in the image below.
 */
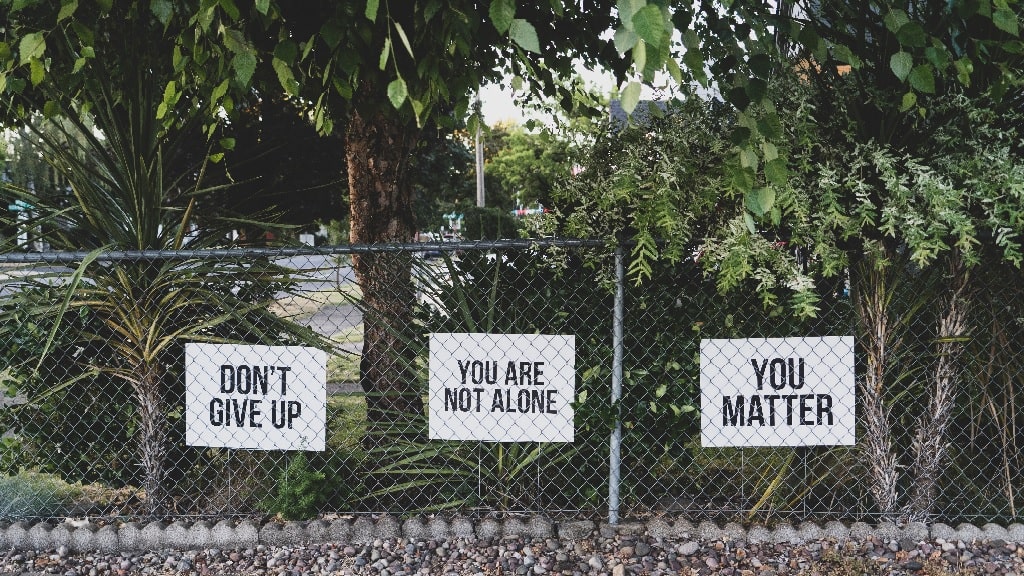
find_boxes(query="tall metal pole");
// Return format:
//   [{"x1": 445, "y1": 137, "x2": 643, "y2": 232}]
[
  {"x1": 609, "y1": 245, "x2": 625, "y2": 524},
  {"x1": 475, "y1": 98, "x2": 485, "y2": 208}
]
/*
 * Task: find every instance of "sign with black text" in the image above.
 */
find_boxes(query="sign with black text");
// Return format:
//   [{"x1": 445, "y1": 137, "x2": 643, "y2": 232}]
[
  {"x1": 700, "y1": 336, "x2": 855, "y2": 447},
  {"x1": 185, "y1": 343, "x2": 327, "y2": 451},
  {"x1": 429, "y1": 333, "x2": 575, "y2": 442}
]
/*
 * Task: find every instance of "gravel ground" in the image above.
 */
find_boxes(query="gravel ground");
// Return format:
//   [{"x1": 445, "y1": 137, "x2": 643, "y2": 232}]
[{"x1": 3, "y1": 532, "x2": 1023, "y2": 576}]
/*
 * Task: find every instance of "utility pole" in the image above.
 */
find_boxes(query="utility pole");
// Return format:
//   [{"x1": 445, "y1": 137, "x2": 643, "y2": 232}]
[{"x1": 474, "y1": 98, "x2": 485, "y2": 208}]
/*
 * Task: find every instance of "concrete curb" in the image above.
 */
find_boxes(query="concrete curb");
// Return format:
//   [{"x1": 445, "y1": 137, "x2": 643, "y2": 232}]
[{"x1": 3, "y1": 517, "x2": 1024, "y2": 553}]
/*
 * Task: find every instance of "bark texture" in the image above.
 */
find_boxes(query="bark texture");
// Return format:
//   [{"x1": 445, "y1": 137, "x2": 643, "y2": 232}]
[
  {"x1": 852, "y1": 254, "x2": 901, "y2": 521},
  {"x1": 134, "y1": 361, "x2": 167, "y2": 517},
  {"x1": 905, "y1": 251, "x2": 971, "y2": 521},
  {"x1": 346, "y1": 94, "x2": 423, "y2": 441}
]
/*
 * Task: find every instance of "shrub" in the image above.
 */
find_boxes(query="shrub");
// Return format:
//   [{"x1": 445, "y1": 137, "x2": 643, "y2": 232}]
[
  {"x1": 261, "y1": 453, "x2": 327, "y2": 520},
  {"x1": 0, "y1": 471, "x2": 83, "y2": 520}
]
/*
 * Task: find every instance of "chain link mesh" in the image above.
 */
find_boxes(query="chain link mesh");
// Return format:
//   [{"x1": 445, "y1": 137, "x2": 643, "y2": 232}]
[{"x1": 0, "y1": 241, "x2": 1020, "y2": 525}]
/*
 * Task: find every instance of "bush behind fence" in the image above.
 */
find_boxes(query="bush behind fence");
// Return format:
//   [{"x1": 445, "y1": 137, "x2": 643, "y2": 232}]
[{"x1": 0, "y1": 240, "x2": 1021, "y2": 524}]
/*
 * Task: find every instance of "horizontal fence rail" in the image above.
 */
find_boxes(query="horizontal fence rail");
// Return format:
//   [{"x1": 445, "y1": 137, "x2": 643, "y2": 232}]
[{"x1": 0, "y1": 239, "x2": 1021, "y2": 526}]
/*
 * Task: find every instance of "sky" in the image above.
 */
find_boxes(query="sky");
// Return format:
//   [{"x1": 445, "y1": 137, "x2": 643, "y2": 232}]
[
  {"x1": 477, "y1": 66, "x2": 619, "y2": 126},
  {"x1": 478, "y1": 68, "x2": 688, "y2": 127}
]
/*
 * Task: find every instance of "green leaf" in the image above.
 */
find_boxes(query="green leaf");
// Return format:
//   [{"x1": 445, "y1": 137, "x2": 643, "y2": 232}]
[
  {"x1": 19, "y1": 32, "x2": 46, "y2": 66},
  {"x1": 211, "y1": 78, "x2": 229, "y2": 102},
  {"x1": 896, "y1": 22, "x2": 927, "y2": 47},
  {"x1": 424, "y1": 0, "x2": 441, "y2": 22},
  {"x1": 620, "y1": 81, "x2": 641, "y2": 114},
  {"x1": 682, "y1": 29, "x2": 699, "y2": 50},
  {"x1": 365, "y1": 0, "x2": 379, "y2": 21},
  {"x1": 682, "y1": 48, "x2": 706, "y2": 86},
  {"x1": 748, "y1": 53, "x2": 773, "y2": 78},
  {"x1": 831, "y1": 43, "x2": 861, "y2": 67},
  {"x1": 232, "y1": 51, "x2": 256, "y2": 86},
  {"x1": 617, "y1": 0, "x2": 645, "y2": 24},
  {"x1": 745, "y1": 77, "x2": 767, "y2": 103},
  {"x1": 665, "y1": 55, "x2": 683, "y2": 83},
  {"x1": 954, "y1": 57, "x2": 973, "y2": 85},
  {"x1": 410, "y1": 97, "x2": 425, "y2": 122},
  {"x1": 273, "y1": 57, "x2": 298, "y2": 95},
  {"x1": 890, "y1": 51, "x2": 912, "y2": 81},
  {"x1": 255, "y1": 0, "x2": 269, "y2": 15},
  {"x1": 993, "y1": 7, "x2": 1019, "y2": 35},
  {"x1": 379, "y1": 36, "x2": 391, "y2": 70},
  {"x1": 219, "y1": 137, "x2": 236, "y2": 150},
  {"x1": 387, "y1": 77, "x2": 408, "y2": 108},
  {"x1": 490, "y1": 0, "x2": 516, "y2": 34},
  {"x1": 743, "y1": 211, "x2": 757, "y2": 233},
  {"x1": 42, "y1": 100, "x2": 59, "y2": 118},
  {"x1": 726, "y1": 86, "x2": 750, "y2": 109},
  {"x1": 224, "y1": 29, "x2": 248, "y2": 53},
  {"x1": 509, "y1": 19, "x2": 540, "y2": 53},
  {"x1": 900, "y1": 91, "x2": 917, "y2": 111},
  {"x1": 614, "y1": 26, "x2": 640, "y2": 54},
  {"x1": 150, "y1": 0, "x2": 172, "y2": 26},
  {"x1": 162, "y1": 80, "x2": 176, "y2": 103},
  {"x1": 731, "y1": 165, "x2": 755, "y2": 193},
  {"x1": 884, "y1": 9, "x2": 910, "y2": 33},
  {"x1": 908, "y1": 63, "x2": 935, "y2": 93},
  {"x1": 393, "y1": 21, "x2": 415, "y2": 60},
  {"x1": 320, "y1": 21, "x2": 344, "y2": 49},
  {"x1": 218, "y1": 0, "x2": 239, "y2": 21},
  {"x1": 29, "y1": 58, "x2": 44, "y2": 86},
  {"x1": 274, "y1": 39, "x2": 298, "y2": 63},
  {"x1": 765, "y1": 158, "x2": 788, "y2": 187},
  {"x1": 739, "y1": 147, "x2": 758, "y2": 169},
  {"x1": 757, "y1": 113, "x2": 783, "y2": 140},
  {"x1": 924, "y1": 44, "x2": 949, "y2": 69},
  {"x1": 729, "y1": 126, "x2": 751, "y2": 146},
  {"x1": 745, "y1": 188, "x2": 775, "y2": 217},
  {"x1": 58, "y1": 0, "x2": 78, "y2": 22},
  {"x1": 632, "y1": 4, "x2": 665, "y2": 48}
]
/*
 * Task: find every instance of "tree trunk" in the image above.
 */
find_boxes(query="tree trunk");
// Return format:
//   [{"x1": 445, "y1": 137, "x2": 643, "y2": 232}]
[
  {"x1": 851, "y1": 251, "x2": 901, "y2": 521},
  {"x1": 905, "y1": 251, "x2": 971, "y2": 521},
  {"x1": 346, "y1": 94, "x2": 423, "y2": 442},
  {"x1": 133, "y1": 361, "x2": 167, "y2": 517}
]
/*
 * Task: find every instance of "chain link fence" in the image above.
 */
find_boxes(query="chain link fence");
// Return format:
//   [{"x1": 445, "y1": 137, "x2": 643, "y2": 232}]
[{"x1": 0, "y1": 240, "x2": 1021, "y2": 525}]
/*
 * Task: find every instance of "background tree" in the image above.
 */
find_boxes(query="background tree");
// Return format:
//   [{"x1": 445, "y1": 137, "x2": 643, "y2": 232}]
[
  {"x1": 0, "y1": 1, "x2": 331, "y2": 515},
  {"x1": 775, "y1": 0, "x2": 1024, "y2": 521},
  {"x1": 262, "y1": 1, "x2": 629, "y2": 436},
  {"x1": 486, "y1": 124, "x2": 573, "y2": 210},
  {"x1": 0, "y1": 0, "x2": 633, "y2": 443}
]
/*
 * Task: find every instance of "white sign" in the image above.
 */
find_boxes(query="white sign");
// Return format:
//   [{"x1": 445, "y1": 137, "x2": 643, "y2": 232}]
[
  {"x1": 700, "y1": 336, "x2": 856, "y2": 447},
  {"x1": 185, "y1": 343, "x2": 327, "y2": 451},
  {"x1": 429, "y1": 333, "x2": 575, "y2": 442}
]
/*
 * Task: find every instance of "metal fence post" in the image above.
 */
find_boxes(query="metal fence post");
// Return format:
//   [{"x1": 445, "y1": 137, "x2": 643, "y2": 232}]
[{"x1": 609, "y1": 245, "x2": 625, "y2": 525}]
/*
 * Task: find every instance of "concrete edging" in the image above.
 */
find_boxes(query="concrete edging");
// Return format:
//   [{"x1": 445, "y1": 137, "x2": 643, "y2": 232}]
[{"x1": 2, "y1": 516, "x2": 1023, "y2": 553}]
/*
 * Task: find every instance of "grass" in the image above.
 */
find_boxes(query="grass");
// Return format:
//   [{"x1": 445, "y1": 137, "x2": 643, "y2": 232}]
[
  {"x1": 648, "y1": 444, "x2": 864, "y2": 520},
  {"x1": 272, "y1": 287, "x2": 366, "y2": 384},
  {"x1": 328, "y1": 352, "x2": 360, "y2": 383},
  {"x1": 328, "y1": 324, "x2": 364, "y2": 383},
  {"x1": 327, "y1": 394, "x2": 367, "y2": 452}
]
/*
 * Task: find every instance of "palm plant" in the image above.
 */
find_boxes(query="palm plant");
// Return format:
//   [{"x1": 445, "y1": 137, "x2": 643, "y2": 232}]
[
  {"x1": 356, "y1": 251, "x2": 591, "y2": 513},
  {"x1": 0, "y1": 55, "x2": 328, "y2": 515}
]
